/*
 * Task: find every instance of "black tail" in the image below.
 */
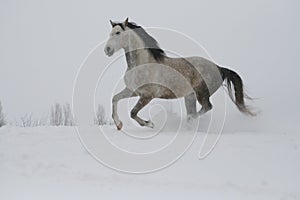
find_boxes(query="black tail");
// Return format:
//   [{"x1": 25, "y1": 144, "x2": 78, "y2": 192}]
[{"x1": 218, "y1": 66, "x2": 256, "y2": 116}]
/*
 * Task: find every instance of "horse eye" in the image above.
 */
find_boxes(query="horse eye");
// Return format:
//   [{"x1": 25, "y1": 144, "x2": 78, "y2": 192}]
[{"x1": 116, "y1": 31, "x2": 121, "y2": 35}]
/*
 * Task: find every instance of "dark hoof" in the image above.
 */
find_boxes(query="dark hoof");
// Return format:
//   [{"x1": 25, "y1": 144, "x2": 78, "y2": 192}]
[
  {"x1": 116, "y1": 122, "x2": 123, "y2": 130},
  {"x1": 145, "y1": 121, "x2": 155, "y2": 128}
]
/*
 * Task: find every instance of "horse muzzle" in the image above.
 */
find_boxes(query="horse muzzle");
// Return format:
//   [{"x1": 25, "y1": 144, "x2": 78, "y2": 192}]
[{"x1": 104, "y1": 46, "x2": 114, "y2": 56}]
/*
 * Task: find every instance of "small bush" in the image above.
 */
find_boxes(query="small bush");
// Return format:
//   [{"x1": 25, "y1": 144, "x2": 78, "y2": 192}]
[
  {"x1": 0, "y1": 101, "x2": 6, "y2": 127},
  {"x1": 94, "y1": 104, "x2": 106, "y2": 125}
]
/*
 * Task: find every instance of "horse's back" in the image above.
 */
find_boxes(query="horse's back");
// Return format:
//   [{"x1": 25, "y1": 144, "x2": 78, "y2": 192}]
[
  {"x1": 123, "y1": 56, "x2": 223, "y2": 98},
  {"x1": 166, "y1": 56, "x2": 223, "y2": 95}
]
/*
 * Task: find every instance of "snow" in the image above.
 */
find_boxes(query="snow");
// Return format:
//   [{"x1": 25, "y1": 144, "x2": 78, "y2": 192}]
[
  {"x1": 0, "y1": 125, "x2": 299, "y2": 200},
  {"x1": 1, "y1": 1, "x2": 299, "y2": 199}
]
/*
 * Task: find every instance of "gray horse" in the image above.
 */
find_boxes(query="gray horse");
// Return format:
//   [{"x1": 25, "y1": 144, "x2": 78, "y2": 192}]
[{"x1": 104, "y1": 18, "x2": 254, "y2": 130}]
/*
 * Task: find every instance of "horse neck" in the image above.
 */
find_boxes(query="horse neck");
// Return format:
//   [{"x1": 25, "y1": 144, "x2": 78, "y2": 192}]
[{"x1": 124, "y1": 32, "x2": 156, "y2": 69}]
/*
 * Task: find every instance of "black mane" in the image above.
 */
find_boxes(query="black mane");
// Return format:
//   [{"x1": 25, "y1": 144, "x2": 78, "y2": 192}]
[
  {"x1": 113, "y1": 22, "x2": 165, "y2": 61},
  {"x1": 127, "y1": 22, "x2": 165, "y2": 61}
]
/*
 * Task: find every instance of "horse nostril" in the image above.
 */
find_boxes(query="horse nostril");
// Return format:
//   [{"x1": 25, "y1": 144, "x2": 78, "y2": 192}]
[{"x1": 105, "y1": 46, "x2": 114, "y2": 56}]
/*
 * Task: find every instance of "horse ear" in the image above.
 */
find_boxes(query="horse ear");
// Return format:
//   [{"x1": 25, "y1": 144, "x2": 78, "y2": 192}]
[
  {"x1": 110, "y1": 20, "x2": 116, "y2": 27},
  {"x1": 124, "y1": 18, "x2": 129, "y2": 26}
]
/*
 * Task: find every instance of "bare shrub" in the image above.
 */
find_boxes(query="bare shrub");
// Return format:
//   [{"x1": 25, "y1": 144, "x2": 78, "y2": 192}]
[
  {"x1": 50, "y1": 102, "x2": 75, "y2": 126},
  {"x1": 94, "y1": 104, "x2": 106, "y2": 125},
  {"x1": 15, "y1": 113, "x2": 47, "y2": 127},
  {"x1": 63, "y1": 103, "x2": 74, "y2": 126},
  {"x1": 50, "y1": 103, "x2": 63, "y2": 126},
  {"x1": 0, "y1": 101, "x2": 6, "y2": 127}
]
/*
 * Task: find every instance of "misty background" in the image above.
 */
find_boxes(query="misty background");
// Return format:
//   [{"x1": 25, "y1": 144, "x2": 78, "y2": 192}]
[{"x1": 0, "y1": 0, "x2": 299, "y2": 132}]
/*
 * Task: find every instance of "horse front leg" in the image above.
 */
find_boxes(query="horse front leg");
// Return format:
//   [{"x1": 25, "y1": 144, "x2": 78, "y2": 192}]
[
  {"x1": 130, "y1": 96, "x2": 154, "y2": 128},
  {"x1": 112, "y1": 88, "x2": 136, "y2": 130}
]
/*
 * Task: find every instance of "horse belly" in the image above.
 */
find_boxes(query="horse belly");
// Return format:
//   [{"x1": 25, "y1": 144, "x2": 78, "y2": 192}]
[{"x1": 124, "y1": 64, "x2": 193, "y2": 98}]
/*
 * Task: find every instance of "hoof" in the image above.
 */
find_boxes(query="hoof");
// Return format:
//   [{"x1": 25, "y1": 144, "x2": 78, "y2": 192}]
[
  {"x1": 145, "y1": 121, "x2": 155, "y2": 128},
  {"x1": 116, "y1": 122, "x2": 123, "y2": 130}
]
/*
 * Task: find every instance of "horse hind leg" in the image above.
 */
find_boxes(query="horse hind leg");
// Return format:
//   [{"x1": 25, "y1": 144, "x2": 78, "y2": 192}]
[
  {"x1": 184, "y1": 93, "x2": 197, "y2": 120},
  {"x1": 130, "y1": 96, "x2": 154, "y2": 128},
  {"x1": 194, "y1": 84, "x2": 213, "y2": 118}
]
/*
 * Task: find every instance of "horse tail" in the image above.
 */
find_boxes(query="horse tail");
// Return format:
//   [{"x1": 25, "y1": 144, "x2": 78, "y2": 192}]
[{"x1": 218, "y1": 66, "x2": 256, "y2": 116}]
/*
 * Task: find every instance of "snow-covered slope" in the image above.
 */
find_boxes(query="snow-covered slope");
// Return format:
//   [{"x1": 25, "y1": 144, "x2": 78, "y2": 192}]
[{"x1": 0, "y1": 125, "x2": 299, "y2": 200}]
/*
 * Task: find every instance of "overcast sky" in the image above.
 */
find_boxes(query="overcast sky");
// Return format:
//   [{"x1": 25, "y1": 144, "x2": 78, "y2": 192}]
[{"x1": 0, "y1": 0, "x2": 299, "y2": 131}]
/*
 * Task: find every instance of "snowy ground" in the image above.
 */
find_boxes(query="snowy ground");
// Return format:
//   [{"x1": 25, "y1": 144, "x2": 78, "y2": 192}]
[{"x1": 0, "y1": 125, "x2": 299, "y2": 200}]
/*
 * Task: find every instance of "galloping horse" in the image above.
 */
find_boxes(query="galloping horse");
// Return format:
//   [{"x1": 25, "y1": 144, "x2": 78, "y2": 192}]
[{"x1": 104, "y1": 18, "x2": 254, "y2": 130}]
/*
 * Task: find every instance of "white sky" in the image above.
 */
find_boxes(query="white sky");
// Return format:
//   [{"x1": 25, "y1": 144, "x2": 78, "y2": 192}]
[{"x1": 0, "y1": 0, "x2": 299, "y2": 131}]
